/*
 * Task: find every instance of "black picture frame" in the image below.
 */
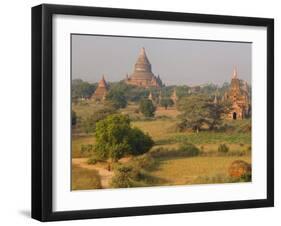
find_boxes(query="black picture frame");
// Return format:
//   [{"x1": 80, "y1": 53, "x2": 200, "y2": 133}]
[{"x1": 32, "y1": 4, "x2": 274, "y2": 222}]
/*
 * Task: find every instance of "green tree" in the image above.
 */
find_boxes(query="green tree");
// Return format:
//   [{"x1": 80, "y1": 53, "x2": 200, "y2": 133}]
[
  {"x1": 106, "y1": 89, "x2": 127, "y2": 109},
  {"x1": 109, "y1": 81, "x2": 150, "y2": 103},
  {"x1": 160, "y1": 98, "x2": 174, "y2": 109},
  {"x1": 139, "y1": 99, "x2": 156, "y2": 117},
  {"x1": 174, "y1": 85, "x2": 190, "y2": 99},
  {"x1": 81, "y1": 105, "x2": 116, "y2": 133},
  {"x1": 72, "y1": 79, "x2": 96, "y2": 99},
  {"x1": 178, "y1": 94, "x2": 230, "y2": 132},
  {"x1": 177, "y1": 94, "x2": 210, "y2": 133},
  {"x1": 204, "y1": 101, "x2": 229, "y2": 130},
  {"x1": 200, "y1": 83, "x2": 218, "y2": 94},
  {"x1": 94, "y1": 114, "x2": 153, "y2": 162}
]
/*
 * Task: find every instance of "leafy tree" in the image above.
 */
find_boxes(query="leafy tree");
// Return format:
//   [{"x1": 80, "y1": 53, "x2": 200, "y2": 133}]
[
  {"x1": 200, "y1": 83, "x2": 218, "y2": 94},
  {"x1": 220, "y1": 82, "x2": 230, "y2": 94},
  {"x1": 177, "y1": 94, "x2": 230, "y2": 132},
  {"x1": 81, "y1": 105, "x2": 116, "y2": 133},
  {"x1": 94, "y1": 114, "x2": 153, "y2": 162},
  {"x1": 109, "y1": 81, "x2": 148, "y2": 103},
  {"x1": 160, "y1": 98, "x2": 174, "y2": 109},
  {"x1": 106, "y1": 89, "x2": 127, "y2": 109},
  {"x1": 72, "y1": 79, "x2": 96, "y2": 99},
  {"x1": 204, "y1": 101, "x2": 229, "y2": 130},
  {"x1": 177, "y1": 94, "x2": 210, "y2": 133},
  {"x1": 139, "y1": 99, "x2": 156, "y2": 117},
  {"x1": 72, "y1": 110, "x2": 77, "y2": 126},
  {"x1": 174, "y1": 85, "x2": 190, "y2": 99}
]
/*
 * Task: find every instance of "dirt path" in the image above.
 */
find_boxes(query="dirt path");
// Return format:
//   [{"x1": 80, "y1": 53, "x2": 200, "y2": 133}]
[{"x1": 72, "y1": 158, "x2": 114, "y2": 188}]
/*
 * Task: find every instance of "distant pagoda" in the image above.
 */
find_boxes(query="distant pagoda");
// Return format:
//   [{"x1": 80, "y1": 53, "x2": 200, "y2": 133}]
[
  {"x1": 91, "y1": 75, "x2": 108, "y2": 101},
  {"x1": 125, "y1": 47, "x2": 163, "y2": 88},
  {"x1": 223, "y1": 68, "x2": 251, "y2": 120}
]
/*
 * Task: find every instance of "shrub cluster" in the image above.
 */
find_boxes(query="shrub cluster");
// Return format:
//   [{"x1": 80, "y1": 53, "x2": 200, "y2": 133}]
[
  {"x1": 150, "y1": 144, "x2": 200, "y2": 158},
  {"x1": 218, "y1": 144, "x2": 229, "y2": 153},
  {"x1": 110, "y1": 155, "x2": 159, "y2": 188},
  {"x1": 178, "y1": 143, "x2": 200, "y2": 157},
  {"x1": 110, "y1": 165, "x2": 141, "y2": 188}
]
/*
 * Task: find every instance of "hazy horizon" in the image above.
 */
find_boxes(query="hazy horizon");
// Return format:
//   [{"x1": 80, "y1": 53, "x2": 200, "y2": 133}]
[{"x1": 71, "y1": 34, "x2": 252, "y2": 86}]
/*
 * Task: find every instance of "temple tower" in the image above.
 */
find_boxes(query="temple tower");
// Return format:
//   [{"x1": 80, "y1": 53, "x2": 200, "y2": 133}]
[
  {"x1": 91, "y1": 75, "x2": 108, "y2": 101},
  {"x1": 224, "y1": 68, "x2": 251, "y2": 120},
  {"x1": 125, "y1": 47, "x2": 163, "y2": 88}
]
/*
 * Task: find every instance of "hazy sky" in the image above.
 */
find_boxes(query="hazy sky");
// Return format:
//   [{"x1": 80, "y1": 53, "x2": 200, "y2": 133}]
[{"x1": 71, "y1": 34, "x2": 252, "y2": 86}]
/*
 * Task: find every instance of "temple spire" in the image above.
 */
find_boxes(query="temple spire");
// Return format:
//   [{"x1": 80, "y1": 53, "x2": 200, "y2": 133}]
[
  {"x1": 232, "y1": 67, "x2": 238, "y2": 79},
  {"x1": 213, "y1": 95, "x2": 218, "y2": 104},
  {"x1": 92, "y1": 74, "x2": 108, "y2": 101},
  {"x1": 140, "y1": 47, "x2": 145, "y2": 55},
  {"x1": 98, "y1": 74, "x2": 107, "y2": 88}
]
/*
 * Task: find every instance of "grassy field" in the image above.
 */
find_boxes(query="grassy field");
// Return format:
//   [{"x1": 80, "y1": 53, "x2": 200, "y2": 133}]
[
  {"x1": 72, "y1": 164, "x2": 102, "y2": 190},
  {"x1": 72, "y1": 101, "x2": 252, "y2": 189},
  {"x1": 150, "y1": 155, "x2": 251, "y2": 186}
]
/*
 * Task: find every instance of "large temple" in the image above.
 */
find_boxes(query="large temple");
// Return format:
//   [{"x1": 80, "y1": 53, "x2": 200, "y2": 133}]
[
  {"x1": 125, "y1": 47, "x2": 163, "y2": 88},
  {"x1": 223, "y1": 68, "x2": 251, "y2": 120},
  {"x1": 91, "y1": 75, "x2": 108, "y2": 101}
]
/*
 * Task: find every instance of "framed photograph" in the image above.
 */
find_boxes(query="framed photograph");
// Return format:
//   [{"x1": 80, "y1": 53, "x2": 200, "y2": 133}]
[{"x1": 32, "y1": 4, "x2": 274, "y2": 221}]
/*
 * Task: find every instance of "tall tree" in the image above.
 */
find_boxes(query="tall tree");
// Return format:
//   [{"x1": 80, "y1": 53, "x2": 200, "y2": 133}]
[
  {"x1": 160, "y1": 98, "x2": 174, "y2": 110},
  {"x1": 177, "y1": 94, "x2": 230, "y2": 132},
  {"x1": 177, "y1": 94, "x2": 209, "y2": 133},
  {"x1": 204, "y1": 101, "x2": 229, "y2": 130},
  {"x1": 106, "y1": 89, "x2": 127, "y2": 109}
]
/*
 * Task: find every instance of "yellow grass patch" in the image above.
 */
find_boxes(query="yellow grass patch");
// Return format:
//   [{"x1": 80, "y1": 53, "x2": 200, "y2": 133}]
[
  {"x1": 155, "y1": 107, "x2": 180, "y2": 118},
  {"x1": 150, "y1": 156, "x2": 251, "y2": 185},
  {"x1": 132, "y1": 120, "x2": 176, "y2": 141}
]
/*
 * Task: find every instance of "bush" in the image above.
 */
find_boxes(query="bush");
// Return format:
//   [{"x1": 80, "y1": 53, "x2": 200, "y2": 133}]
[
  {"x1": 178, "y1": 143, "x2": 200, "y2": 156},
  {"x1": 110, "y1": 165, "x2": 140, "y2": 188},
  {"x1": 160, "y1": 98, "x2": 174, "y2": 109},
  {"x1": 139, "y1": 99, "x2": 156, "y2": 117},
  {"x1": 106, "y1": 89, "x2": 127, "y2": 109},
  {"x1": 218, "y1": 144, "x2": 229, "y2": 153},
  {"x1": 129, "y1": 128, "x2": 154, "y2": 156},
  {"x1": 150, "y1": 146, "x2": 200, "y2": 158},
  {"x1": 132, "y1": 154, "x2": 157, "y2": 171}
]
